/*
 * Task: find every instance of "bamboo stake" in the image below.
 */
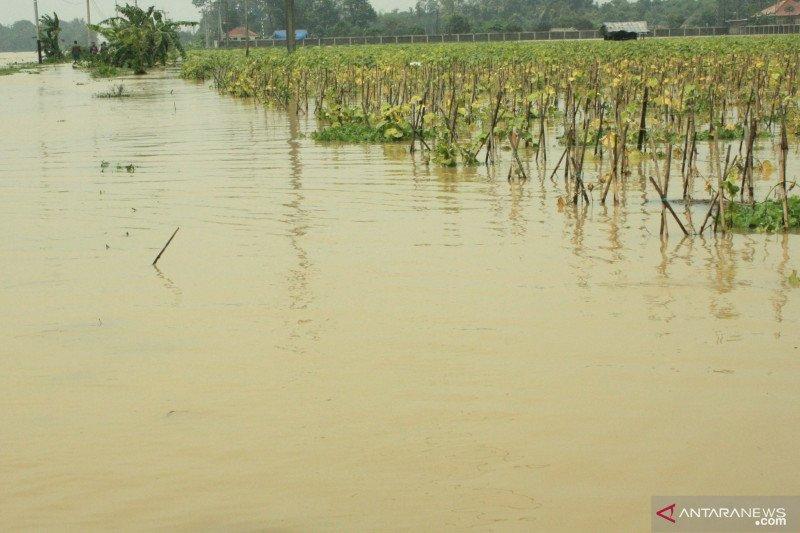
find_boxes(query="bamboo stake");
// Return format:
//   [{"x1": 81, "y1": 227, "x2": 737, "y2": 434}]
[
  {"x1": 779, "y1": 115, "x2": 790, "y2": 230},
  {"x1": 649, "y1": 177, "x2": 689, "y2": 236},
  {"x1": 547, "y1": 147, "x2": 568, "y2": 182},
  {"x1": 152, "y1": 227, "x2": 180, "y2": 266},
  {"x1": 699, "y1": 192, "x2": 719, "y2": 234},
  {"x1": 637, "y1": 86, "x2": 648, "y2": 151}
]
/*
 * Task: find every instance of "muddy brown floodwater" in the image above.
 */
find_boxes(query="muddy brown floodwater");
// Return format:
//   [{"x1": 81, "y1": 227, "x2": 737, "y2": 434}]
[
  {"x1": 1, "y1": 63, "x2": 799, "y2": 531},
  {"x1": 0, "y1": 52, "x2": 36, "y2": 67}
]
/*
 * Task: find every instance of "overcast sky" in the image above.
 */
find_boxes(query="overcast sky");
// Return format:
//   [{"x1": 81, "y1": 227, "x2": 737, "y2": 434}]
[{"x1": 1, "y1": 0, "x2": 419, "y2": 25}]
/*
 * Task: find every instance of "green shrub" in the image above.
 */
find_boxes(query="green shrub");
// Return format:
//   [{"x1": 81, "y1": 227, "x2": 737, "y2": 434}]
[{"x1": 724, "y1": 197, "x2": 800, "y2": 232}]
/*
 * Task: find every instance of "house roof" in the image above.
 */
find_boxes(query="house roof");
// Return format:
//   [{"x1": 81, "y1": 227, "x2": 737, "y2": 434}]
[
  {"x1": 760, "y1": 0, "x2": 800, "y2": 17},
  {"x1": 226, "y1": 26, "x2": 259, "y2": 38},
  {"x1": 601, "y1": 21, "x2": 649, "y2": 34}
]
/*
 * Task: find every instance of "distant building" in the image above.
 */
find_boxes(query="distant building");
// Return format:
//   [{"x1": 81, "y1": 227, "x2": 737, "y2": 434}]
[
  {"x1": 759, "y1": 0, "x2": 800, "y2": 24},
  {"x1": 600, "y1": 21, "x2": 649, "y2": 40},
  {"x1": 272, "y1": 29, "x2": 309, "y2": 41},
  {"x1": 226, "y1": 26, "x2": 259, "y2": 41}
]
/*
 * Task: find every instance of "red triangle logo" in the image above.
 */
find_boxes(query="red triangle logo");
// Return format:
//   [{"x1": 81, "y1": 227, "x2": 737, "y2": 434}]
[{"x1": 657, "y1": 503, "x2": 677, "y2": 523}]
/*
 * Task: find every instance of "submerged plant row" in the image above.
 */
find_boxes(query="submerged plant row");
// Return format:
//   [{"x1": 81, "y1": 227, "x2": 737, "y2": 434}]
[{"x1": 181, "y1": 38, "x2": 800, "y2": 233}]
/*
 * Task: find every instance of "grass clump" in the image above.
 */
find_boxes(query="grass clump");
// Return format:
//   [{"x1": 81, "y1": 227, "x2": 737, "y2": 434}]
[
  {"x1": 312, "y1": 123, "x2": 390, "y2": 143},
  {"x1": 94, "y1": 84, "x2": 131, "y2": 98},
  {"x1": 88, "y1": 62, "x2": 122, "y2": 78},
  {"x1": 0, "y1": 62, "x2": 40, "y2": 76},
  {"x1": 100, "y1": 161, "x2": 136, "y2": 173},
  {"x1": 724, "y1": 197, "x2": 800, "y2": 232}
]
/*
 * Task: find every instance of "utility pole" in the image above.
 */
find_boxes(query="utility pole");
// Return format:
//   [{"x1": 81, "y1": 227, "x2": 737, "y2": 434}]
[
  {"x1": 33, "y1": 0, "x2": 42, "y2": 63},
  {"x1": 204, "y1": 9, "x2": 211, "y2": 48},
  {"x1": 218, "y1": 1, "x2": 224, "y2": 46},
  {"x1": 86, "y1": 0, "x2": 92, "y2": 46},
  {"x1": 244, "y1": 0, "x2": 250, "y2": 56},
  {"x1": 33, "y1": 0, "x2": 40, "y2": 35},
  {"x1": 285, "y1": 0, "x2": 295, "y2": 53}
]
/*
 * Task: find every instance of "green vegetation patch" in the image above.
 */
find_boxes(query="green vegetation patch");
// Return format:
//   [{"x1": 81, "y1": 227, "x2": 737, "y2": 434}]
[
  {"x1": 312, "y1": 121, "x2": 413, "y2": 143},
  {"x1": 313, "y1": 104, "x2": 415, "y2": 143},
  {"x1": 313, "y1": 123, "x2": 390, "y2": 143},
  {"x1": 0, "y1": 62, "x2": 40, "y2": 76},
  {"x1": 87, "y1": 62, "x2": 123, "y2": 78},
  {"x1": 724, "y1": 197, "x2": 800, "y2": 232},
  {"x1": 94, "y1": 84, "x2": 131, "y2": 98}
]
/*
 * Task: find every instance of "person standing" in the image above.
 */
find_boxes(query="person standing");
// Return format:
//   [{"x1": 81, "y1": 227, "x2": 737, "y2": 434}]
[{"x1": 70, "y1": 41, "x2": 82, "y2": 63}]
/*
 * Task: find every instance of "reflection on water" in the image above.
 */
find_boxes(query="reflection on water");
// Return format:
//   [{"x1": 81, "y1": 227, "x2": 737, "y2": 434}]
[
  {"x1": 1, "y1": 65, "x2": 799, "y2": 532},
  {"x1": 153, "y1": 265, "x2": 182, "y2": 306},
  {"x1": 284, "y1": 100, "x2": 317, "y2": 352},
  {"x1": 772, "y1": 233, "x2": 791, "y2": 326}
]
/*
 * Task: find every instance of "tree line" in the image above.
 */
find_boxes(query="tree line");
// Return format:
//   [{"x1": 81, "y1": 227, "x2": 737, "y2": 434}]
[
  {"x1": 193, "y1": 0, "x2": 778, "y2": 40},
  {"x1": 0, "y1": 19, "x2": 89, "y2": 52}
]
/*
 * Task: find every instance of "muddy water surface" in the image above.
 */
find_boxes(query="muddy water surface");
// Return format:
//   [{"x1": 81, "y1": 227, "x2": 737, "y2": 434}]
[
  {"x1": 0, "y1": 52, "x2": 37, "y2": 67},
  {"x1": 1, "y1": 64, "x2": 799, "y2": 531}
]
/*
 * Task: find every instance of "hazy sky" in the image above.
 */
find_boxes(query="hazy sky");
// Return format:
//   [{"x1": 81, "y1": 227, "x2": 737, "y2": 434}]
[{"x1": 1, "y1": 0, "x2": 419, "y2": 25}]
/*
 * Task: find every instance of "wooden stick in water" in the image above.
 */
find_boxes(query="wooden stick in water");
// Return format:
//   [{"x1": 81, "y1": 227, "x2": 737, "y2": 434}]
[
  {"x1": 780, "y1": 115, "x2": 790, "y2": 230},
  {"x1": 699, "y1": 192, "x2": 719, "y2": 234},
  {"x1": 547, "y1": 147, "x2": 568, "y2": 182},
  {"x1": 649, "y1": 177, "x2": 689, "y2": 236},
  {"x1": 152, "y1": 227, "x2": 180, "y2": 266}
]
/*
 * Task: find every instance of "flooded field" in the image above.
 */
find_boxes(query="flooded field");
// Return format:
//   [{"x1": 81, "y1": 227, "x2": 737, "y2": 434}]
[
  {"x1": 0, "y1": 51, "x2": 36, "y2": 67},
  {"x1": 2, "y1": 62, "x2": 799, "y2": 531}
]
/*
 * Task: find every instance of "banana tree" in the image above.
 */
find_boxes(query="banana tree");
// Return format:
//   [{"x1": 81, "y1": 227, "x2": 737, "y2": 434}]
[
  {"x1": 38, "y1": 13, "x2": 64, "y2": 61},
  {"x1": 89, "y1": 4, "x2": 195, "y2": 75}
]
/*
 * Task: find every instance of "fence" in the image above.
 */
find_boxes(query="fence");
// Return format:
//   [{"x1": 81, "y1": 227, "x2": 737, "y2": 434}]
[
  {"x1": 218, "y1": 24, "x2": 800, "y2": 49},
  {"x1": 729, "y1": 24, "x2": 800, "y2": 35}
]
